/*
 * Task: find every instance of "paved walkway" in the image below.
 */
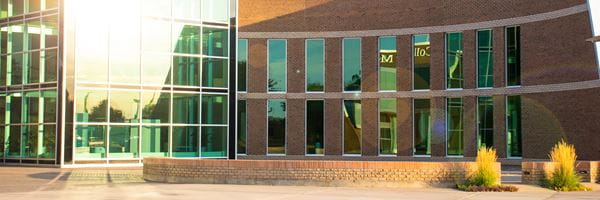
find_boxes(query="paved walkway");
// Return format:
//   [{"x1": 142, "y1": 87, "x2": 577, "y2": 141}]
[{"x1": 1, "y1": 166, "x2": 599, "y2": 200}]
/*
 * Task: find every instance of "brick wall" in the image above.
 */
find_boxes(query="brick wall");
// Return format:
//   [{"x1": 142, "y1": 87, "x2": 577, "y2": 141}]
[
  {"x1": 143, "y1": 158, "x2": 500, "y2": 187},
  {"x1": 522, "y1": 161, "x2": 600, "y2": 184}
]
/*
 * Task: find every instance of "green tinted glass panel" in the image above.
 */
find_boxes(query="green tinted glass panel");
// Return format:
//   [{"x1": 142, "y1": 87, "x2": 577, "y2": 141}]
[
  {"x1": 9, "y1": 94, "x2": 21, "y2": 124},
  {"x1": 172, "y1": 0, "x2": 201, "y2": 19},
  {"x1": 203, "y1": 27, "x2": 228, "y2": 57},
  {"x1": 0, "y1": 95, "x2": 5, "y2": 124},
  {"x1": 27, "y1": 19, "x2": 41, "y2": 50},
  {"x1": 379, "y1": 98, "x2": 397, "y2": 155},
  {"x1": 27, "y1": 51, "x2": 40, "y2": 84},
  {"x1": 173, "y1": 56, "x2": 200, "y2": 86},
  {"x1": 268, "y1": 39, "x2": 286, "y2": 92},
  {"x1": 201, "y1": 126, "x2": 227, "y2": 157},
  {"x1": 41, "y1": 90, "x2": 56, "y2": 123},
  {"x1": 172, "y1": 126, "x2": 198, "y2": 157},
  {"x1": 1, "y1": 29, "x2": 6, "y2": 54},
  {"x1": 447, "y1": 98, "x2": 463, "y2": 156},
  {"x1": 201, "y1": 94, "x2": 227, "y2": 125},
  {"x1": 447, "y1": 33, "x2": 463, "y2": 89},
  {"x1": 202, "y1": 0, "x2": 228, "y2": 22},
  {"x1": 22, "y1": 125, "x2": 37, "y2": 158},
  {"x1": 28, "y1": 0, "x2": 40, "y2": 13},
  {"x1": 507, "y1": 26, "x2": 521, "y2": 86},
  {"x1": 477, "y1": 96, "x2": 494, "y2": 148},
  {"x1": 0, "y1": 126, "x2": 4, "y2": 157},
  {"x1": 141, "y1": 54, "x2": 171, "y2": 85},
  {"x1": 414, "y1": 99, "x2": 431, "y2": 155},
  {"x1": 173, "y1": 93, "x2": 199, "y2": 124},
  {"x1": 267, "y1": 99, "x2": 285, "y2": 154},
  {"x1": 44, "y1": 0, "x2": 58, "y2": 10},
  {"x1": 0, "y1": 0, "x2": 7, "y2": 18},
  {"x1": 477, "y1": 30, "x2": 493, "y2": 88},
  {"x1": 12, "y1": 0, "x2": 23, "y2": 16},
  {"x1": 75, "y1": 10, "x2": 108, "y2": 82},
  {"x1": 6, "y1": 125, "x2": 20, "y2": 157},
  {"x1": 306, "y1": 100, "x2": 324, "y2": 155},
  {"x1": 202, "y1": 58, "x2": 228, "y2": 88},
  {"x1": 75, "y1": 125, "x2": 106, "y2": 159},
  {"x1": 75, "y1": 90, "x2": 108, "y2": 122},
  {"x1": 43, "y1": 49, "x2": 57, "y2": 82},
  {"x1": 23, "y1": 91, "x2": 39, "y2": 123},
  {"x1": 343, "y1": 100, "x2": 361, "y2": 155},
  {"x1": 379, "y1": 37, "x2": 396, "y2": 91},
  {"x1": 109, "y1": 126, "x2": 139, "y2": 159},
  {"x1": 343, "y1": 38, "x2": 361, "y2": 92},
  {"x1": 109, "y1": 10, "x2": 141, "y2": 84},
  {"x1": 42, "y1": 15, "x2": 58, "y2": 48},
  {"x1": 11, "y1": 53, "x2": 23, "y2": 85},
  {"x1": 39, "y1": 124, "x2": 55, "y2": 158},
  {"x1": 109, "y1": 91, "x2": 140, "y2": 123},
  {"x1": 142, "y1": 20, "x2": 171, "y2": 53},
  {"x1": 11, "y1": 23, "x2": 24, "y2": 52},
  {"x1": 173, "y1": 25, "x2": 200, "y2": 54},
  {"x1": 1, "y1": 55, "x2": 6, "y2": 85},
  {"x1": 306, "y1": 39, "x2": 324, "y2": 92},
  {"x1": 141, "y1": 126, "x2": 169, "y2": 157},
  {"x1": 507, "y1": 96, "x2": 522, "y2": 157},
  {"x1": 237, "y1": 39, "x2": 247, "y2": 92},
  {"x1": 237, "y1": 100, "x2": 246, "y2": 154},
  {"x1": 142, "y1": 91, "x2": 170, "y2": 124},
  {"x1": 413, "y1": 34, "x2": 430, "y2": 90}
]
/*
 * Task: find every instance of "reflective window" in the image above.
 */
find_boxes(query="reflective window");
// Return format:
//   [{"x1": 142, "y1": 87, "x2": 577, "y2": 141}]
[
  {"x1": 173, "y1": 24, "x2": 200, "y2": 55},
  {"x1": 109, "y1": 3, "x2": 141, "y2": 84},
  {"x1": 141, "y1": 54, "x2": 171, "y2": 85},
  {"x1": 109, "y1": 91, "x2": 140, "y2": 123},
  {"x1": 343, "y1": 100, "x2": 361, "y2": 155},
  {"x1": 447, "y1": 98, "x2": 463, "y2": 156},
  {"x1": 44, "y1": 0, "x2": 58, "y2": 10},
  {"x1": 237, "y1": 39, "x2": 247, "y2": 92},
  {"x1": 141, "y1": 0, "x2": 170, "y2": 17},
  {"x1": 1, "y1": 55, "x2": 5, "y2": 86},
  {"x1": 22, "y1": 125, "x2": 38, "y2": 158},
  {"x1": 75, "y1": 5, "x2": 109, "y2": 83},
  {"x1": 43, "y1": 15, "x2": 58, "y2": 48},
  {"x1": 75, "y1": 90, "x2": 108, "y2": 123},
  {"x1": 202, "y1": 58, "x2": 228, "y2": 88},
  {"x1": 23, "y1": 91, "x2": 39, "y2": 124},
  {"x1": 141, "y1": 20, "x2": 171, "y2": 53},
  {"x1": 306, "y1": 100, "x2": 324, "y2": 155},
  {"x1": 173, "y1": 56, "x2": 200, "y2": 86},
  {"x1": 27, "y1": 19, "x2": 41, "y2": 50},
  {"x1": 27, "y1": 51, "x2": 40, "y2": 84},
  {"x1": 507, "y1": 96, "x2": 522, "y2": 157},
  {"x1": 141, "y1": 126, "x2": 169, "y2": 157},
  {"x1": 477, "y1": 30, "x2": 493, "y2": 88},
  {"x1": 202, "y1": 0, "x2": 229, "y2": 22},
  {"x1": 9, "y1": 93, "x2": 21, "y2": 124},
  {"x1": 379, "y1": 36, "x2": 396, "y2": 91},
  {"x1": 413, "y1": 34, "x2": 430, "y2": 90},
  {"x1": 0, "y1": 95, "x2": 4, "y2": 124},
  {"x1": 237, "y1": 100, "x2": 246, "y2": 154},
  {"x1": 11, "y1": 53, "x2": 23, "y2": 85},
  {"x1": 172, "y1": 126, "x2": 198, "y2": 157},
  {"x1": 343, "y1": 38, "x2": 361, "y2": 92},
  {"x1": 43, "y1": 49, "x2": 57, "y2": 82},
  {"x1": 141, "y1": 91, "x2": 170, "y2": 124},
  {"x1": 1, "y1": 28, "x2": 6, "y2": 54},
  {"x1": 75, "y1": 125, "x2": 107, "y2": 159},
  {"x1": 203, "y1": 27, "x2": 228, "y2": 57},
  {"x1": 39, "y1": 125, "x2": 56, "y2": 159},
  {"x1": 41, "y1": 90, "x2": 56, "y2": 123},
  {"x1": 172, "y1": 93, "x2": 199, "y2": 124},
  {"x1": 0, "y1": 0, "x2": 7, "y2": 18},
  {"x1": 6, "y1": 126, "x2": 20, "y2": 157},
  {"x1": 446, "y1": 32, "x2": 463, "y2": 89},
  {"x1": 201, "y1": 94, "x2": 227, "y2": 125},
  {"x1": 477, "y1": 96, "x2": 494, "y2": 148},
  {"x1": 267, "y1": 99, "x2": 285, "y2": 155},
  {"x1": 172, "y1": 0, "x2": 201, "y2": 20},
  {"x1": 306, "y1": 39, "x2": 324, "y2": 92},
  {"x1": 379, "y1": 98, "x2": 397, "y2": 155},
  {"x1": 506, "y1": 26, "x2": 521, "y2": 86},
  {"x1": 268, "y1": 39, "x2": 286, "y2": 92},
  {"x1": 12, "y1": 0, "x2": 23, "y2": 16},
  {"x1": 0, "y1": 126, "x2": 3, "y2": 157},
  {"x1": 414, "y1": 99, "x2": 431, "y2": 156},
  {"x1": 201, "y1": 126, "x2": 227, "y2": 157},
  {"x1": 109, "y1": 126, "x2": 139, "y2": 158},
  {"x1": 28, "y1": 0, "x2": 40, "y2": 13},
  {"x1": 12, "y1": 23, "x2": 24, "y2": 52}
]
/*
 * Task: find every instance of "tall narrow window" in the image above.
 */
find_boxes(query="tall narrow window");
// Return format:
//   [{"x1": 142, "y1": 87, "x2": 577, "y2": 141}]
[
  {"x1": 237, "y1": 100, "x2": 247, "y2": 154},
  {"x1": 506, "y1": 26, "x2": 521, "y2": 86},
  {"x1": 447, "y1": 98, "x2": 463, "y2": 156},
  {"x1": 238, "y1": 39, "x2": 248, "y2": 92},
  {"x1": 413, "y1": 34, "x2": 430, "y2": 90},
  {"x1": 446, "y1": 32, "x2": 463, "y2": 89},
  {"x1": 268, "y1": 39, "x2": 287, "y2": 92},
  {"x1": 379, "y1": 36, "x2": 396, "y2": 91},
  {"x1": 414, "y1": 99, "x2": 431, "y2": 156},
  {"x1": 306, "y1": 100, "x2": 324, "y2": 155},
  {"x1": 507, "y1": 96, "x2": 522, "y2": 157},
  {"x1": 477, "y1": 96, "x2": 494, "y2": 148},
  {"x1": 343, "y1": 100, "x2": 361, "y2": 155},
  {"x1": 267, "y1": 99, "x2": 286, "y2": 155},
  {"x1": 343, "y1": 38, "x2": 361, "y2": 92},
  {"x1": 379, "y1": 98, "x2": 397, "y2": 155},
  {"x1": 306, "y1": 39, "x2": 325, "y2": 92},
  {"x1": 477, "y1": 30, "x2": 493, "y2": 88}
]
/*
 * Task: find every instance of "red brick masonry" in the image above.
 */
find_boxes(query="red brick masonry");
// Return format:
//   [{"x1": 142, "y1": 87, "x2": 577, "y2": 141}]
[
  {"x1": 143, "y1": 158, "x2": 500, "y2": 187},
  {"x1": 522, "y1": 161, "x2": 599, "y2": 184}
]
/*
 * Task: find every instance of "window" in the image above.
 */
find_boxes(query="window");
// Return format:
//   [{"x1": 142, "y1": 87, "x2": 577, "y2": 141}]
[
  {"x1": 379, "y1": 98, "x2": 397, "y2": 155},
  {"x1": 202, "y1": 58, "x2": 228, "y2": 88},
  {"x1": 507, "y1": 95, "x2": 522, "y2": 157},
  {"x1": 27, "y1": 51, "x2": 40, "y2": 83},
  {"x1": 141, "y1": 126, "x2": 169, "y2": 157},
  {"x1": 141, "y1": 91, "x2": 170, "y2": 124},
  {"x1": 201, "y1": 126, "x2": 227, "y2": 157},
  {"x1": 109, "y1": 126, "x2": 139, "y2": 158},
  {"x1": 506, "y1": 26, "x2": 521, "y2": 86},
  {"x1": 237, "y1": 100, "x2": 247, "y2": 154},
  {"x1": 446, "y1": 32, "x2": 463, "y2": 89},
  {"x1": 173, "y1": 25, "x2": 200, "y2": 55},
  {"x1": 109, "y1": 91, "x2": 140, "y2": 123},
  {"x1": 447, "y1": 98, "x2": 463, "y2": 156},
  {"x1": 75, "y1": 90, "x2": 108, "y2": 123},
  {"x1": 203, "y1": 27, "x2": 228, "y2": 57},
  {"x1": 202, "y1": 0, "x2": 229, "y2": 23},
  {"x1": 22, "y1": 125, "x2": 37, "y2": 158},
  {"x1": 413, "y1": 34, "x2": 430, "y2": 90},
  {"x1": 306, "y1": 100, "x2": 324, "y2": 155},
  {"x1": 343, "y1": 100, "x2": 361, "y2": 155},
  {"x1": 477, "y1": 30, "x2": 493, "y2": 88},
  {"x1": 6, "y1": 125, "x2": 20, "y2": 157},
  {"x1": 39, "y1": 125, "x2": 56, "y2": 159},
  {"x1": 477, "y1": 96, "x2": 494, "y2": 148},
  {"x1": 75, "y1": 125, "x2": 107, "y2": 159},
  {"x1": 172, "y1": 93, "x2": 199, "y2": 124},
  {"x1": 75, "y1": 9, "x2": 109, "y2": 83},
  {"x1": 379, "y1": 36, "x2": 397, "y2": 91},
  {"x1": 172, "y1": 126, "x2": 199, "y2": 157},
  {"x1": 238, "y1": 39, "x2": 248, "y2": 92},
  {"x1": 267, "y1": 99, "x2": 286, "y2": 155},
  {"x1": 306, "y1": 39, "x2": 325, "y2": 92},
  {"x1": 201, "y1": 94, "x2": 227, "y2": 125},
  {"x1": 414, "y1": 99, "x2": 431, "y2": 156},
  {"x1": 173, "y1": 56, "x2": 200, "y2": 86},
  {"x1": 343, "y1": 38, "x2": 361, "y2": 92},
  {"x1": 268, "y1": 40, "x2": 286, "y2": 92},
  {"x1": 172, "y1": 0, "x2": 201, "y2": 20}
]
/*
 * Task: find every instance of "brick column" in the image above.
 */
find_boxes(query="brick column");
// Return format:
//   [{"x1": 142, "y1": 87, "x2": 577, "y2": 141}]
[
  {"x1": 463, "y1": 96, "x2": 477, "y2": 157},
  {"x1": 287, "y1": 39, "x2": 305, "y2": 93},
  {"x1": 248, "y1": 39, "x2": 267, "y2": 93},
  {"x1": 463, "y1": 30, "x2": 476, "y2": 89},
  {"x1": 362, "y1": 98, "x2": 378, "y2": 156},
  {"x1": 397, "y1": 35, "x2": 413, "y2": 91},
  {"x1": 362, "y1": 37, "x2": 378, "y2": 92},
  {"x1": 431, "y1": 97, "x2": 447, "y2": 157},
  {"x1": 325, "y1": 38, "x2": 342, "y2": 93},
  {"x1": 397, "y1": 98, "x2": 413, "y2": 156},
  {"x1": 430, "y1": 33, "x2": 445, "y2": 91},
  {"x1": 247, "y1": 99, "x2": 267, "y2": 155},
  {"x1": 287, "y1": 99, "x2": 305, "y2": 155},
  {"x1": 493, "y1": 95, "x2": 507, "y2": 158},
  {"x1": 493, "y1": 27, "x2": 506, "y2": 88},
  {"x1": 325, "y1": 99, "x2": 342, "y2": 156}
]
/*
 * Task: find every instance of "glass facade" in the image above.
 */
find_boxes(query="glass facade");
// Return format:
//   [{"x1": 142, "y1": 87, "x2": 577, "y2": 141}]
[
  {"x1": 343, "y1": 38, "x2": 361, "y2": 92},
  {"x1": 447, "y1": 98, "x2": 463, "y2": 156},
  {"x1": 506, "y1": 26, "x2": 521, "y2": 86},
  {"x1": 268, "y1": 39, "x2": 286, "y2": 92},
  {"x1": 477, "y1": 30, "x2": 493, "y2": 88},
  {"x1": 236, "y1": 100, "x2": 246, "y2": 155},
  {"x1": 477, "y1": 96, "x2": 494, "y2": 148},
  {"x1": 379, "y1": 36, "x2": 396, "y2": 91},
  {"x1": 267, "y1": 99, "x2": 286, "y2": 155},
  {"x1": 414, "y1": 99, "x2": 431, "y2": 156},
  {"x1": 343, "y1": 100, "x2": 361, "y2": 155},
  {"x1": 237, "y1": 39, "x2": 247, "y2": 92},
  {"x1": 306, "y1": 100, "x2": 324, "y2": 155},
  {"x1": 507, "y1": 95, "x2": 522, "y2": 157},
  {"x1": 379, "y1": 98, "x2": 397, "y2": 155},
  {"x1": 446, "y1": 33, "x2": 463, "y2": 89},
  {"x1": 413, "y1": 34, "x2": 430, "y2": 90},
  {"x1": 306, "y1": 39, "x2": 325, "y2": 92}
]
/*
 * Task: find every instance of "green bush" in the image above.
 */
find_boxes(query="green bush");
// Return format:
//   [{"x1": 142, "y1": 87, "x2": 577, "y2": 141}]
[{"x1": 543, "y1": 140, "x2": 591, "y2": 191}]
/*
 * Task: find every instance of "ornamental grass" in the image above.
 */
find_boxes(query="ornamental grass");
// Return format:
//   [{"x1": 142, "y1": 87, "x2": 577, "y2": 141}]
[
  {"x1": 543, "y1": 140, "x2": 591, "y2": 191},
  {"x1": 457, "y1": 147, "x2": 518, "y2": 192}
]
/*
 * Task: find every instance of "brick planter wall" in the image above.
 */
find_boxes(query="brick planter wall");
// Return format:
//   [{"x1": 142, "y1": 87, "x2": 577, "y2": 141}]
[
  {"x1": 522, "y1": 161, "x2": 600, "y2": 184},
  {"x1": 143, "y1": 158, "x2": 500, "y2": 187}
]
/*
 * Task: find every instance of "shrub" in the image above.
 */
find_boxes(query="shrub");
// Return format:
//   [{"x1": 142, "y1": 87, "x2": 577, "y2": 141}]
[
  {"x1": 457, "y1": 147, "x2": 516, "y2": 192},
  {"x1": 543, "y1": 140, "x2": 591, "y2": 191}
]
